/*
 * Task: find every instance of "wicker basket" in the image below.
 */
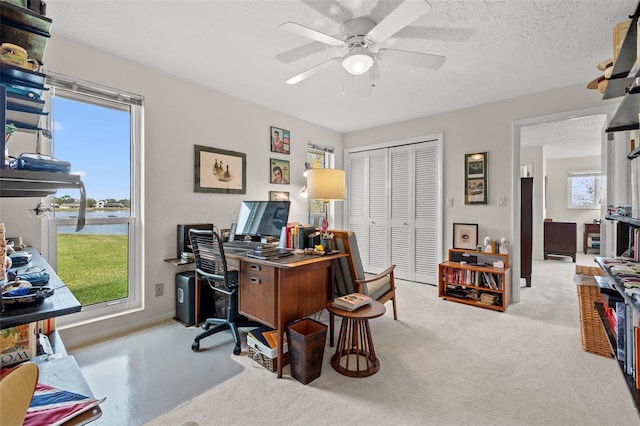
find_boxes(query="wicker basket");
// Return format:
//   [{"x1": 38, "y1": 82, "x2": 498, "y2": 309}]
[
  {"x1": 575, "y1": 266, "x2": 613, "y2": 358},
  {"x1": 247, "y1": 346, "x2": 290, "y2": 372}
]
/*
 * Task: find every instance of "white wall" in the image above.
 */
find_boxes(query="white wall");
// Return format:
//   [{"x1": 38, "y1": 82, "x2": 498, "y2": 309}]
[
  {"x1": 0, "y1": 35, "x2": 344, "y2": 348},
  {"x1": 545, "y1": 156, "x2": 601, "y2": 250},
  {"x1": 344, "y1": 85, "x2": 619, "y2": 302}
]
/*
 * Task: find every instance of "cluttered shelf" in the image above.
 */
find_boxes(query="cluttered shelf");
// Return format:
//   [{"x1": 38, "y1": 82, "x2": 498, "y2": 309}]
[
  {"x1": 1, "y1": 247, "x2": 81, "y2": 328},
  {"x1": 593, "y1": 257, "x2": 640, "y2": 413}
]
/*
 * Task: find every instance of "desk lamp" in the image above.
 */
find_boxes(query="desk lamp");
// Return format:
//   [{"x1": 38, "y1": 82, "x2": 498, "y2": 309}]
[{"x1": 305, "y1": 168, "x2": 346, "y2": 229}]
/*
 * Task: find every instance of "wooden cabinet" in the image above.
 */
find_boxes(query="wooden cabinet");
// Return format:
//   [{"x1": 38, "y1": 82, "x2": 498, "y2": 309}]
[
  {"x1": 438, "y1": 249, "x2": 511, "y2": 312},
  {"x1": 543, "y1": 221, "x2": 576, "y2": 262},
  {"x1": 238, "y1": 261, "x2": 277, "y2": 327},
  {"x1": 520, "y1": 177, "x2": 533, "y2": 287},
  {"x1": 583, "y1": 222, "x2": 601, "y2": 254}
]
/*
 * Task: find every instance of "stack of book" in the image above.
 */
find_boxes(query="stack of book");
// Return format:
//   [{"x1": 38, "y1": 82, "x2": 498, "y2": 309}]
[{"x1": 332, "y1": 293, "x2": 372, "y2": 311}]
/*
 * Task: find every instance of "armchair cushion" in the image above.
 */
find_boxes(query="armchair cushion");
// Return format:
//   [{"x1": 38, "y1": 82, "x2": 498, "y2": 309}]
[{"x1": 362, "y1": 273, "x2": 392, "y2": 300}]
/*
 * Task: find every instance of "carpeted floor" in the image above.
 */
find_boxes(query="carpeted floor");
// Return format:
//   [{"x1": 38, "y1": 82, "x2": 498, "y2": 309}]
[{"x1": 146, "y1": 254, "x2": 640, "y2": 426}]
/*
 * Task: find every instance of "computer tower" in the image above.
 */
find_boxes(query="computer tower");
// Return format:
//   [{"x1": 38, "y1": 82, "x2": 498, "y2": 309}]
[{"x1": 175, "y1": 271, "x2": 196, "y2": 326}]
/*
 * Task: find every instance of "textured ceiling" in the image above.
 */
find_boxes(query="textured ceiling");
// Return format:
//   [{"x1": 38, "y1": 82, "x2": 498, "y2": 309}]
[{"x1": 46, "y1": 0, "x2": 634, "y2": 133}]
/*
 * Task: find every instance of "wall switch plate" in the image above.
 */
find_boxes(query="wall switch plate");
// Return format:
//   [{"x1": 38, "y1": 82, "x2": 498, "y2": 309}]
[
  {"x1": 497, "y1": 197, "x2": 506, "y2": 207},
  {"x1": 447, "y1": 198, "x2": 454, "y2": 207},
  {"x1": 155, "y1": 282, "x2": 164, "y2": 297}
]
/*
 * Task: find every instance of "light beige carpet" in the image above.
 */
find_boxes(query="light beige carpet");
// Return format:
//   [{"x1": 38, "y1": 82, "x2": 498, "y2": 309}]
[{"x1": 147, "y1": 255, "x2": 639, "y2": 425}]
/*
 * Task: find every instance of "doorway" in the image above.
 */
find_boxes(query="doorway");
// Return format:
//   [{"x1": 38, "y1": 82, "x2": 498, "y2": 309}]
[{"x1": 511, "y1": 104, "x2": 617, "y2": 303}]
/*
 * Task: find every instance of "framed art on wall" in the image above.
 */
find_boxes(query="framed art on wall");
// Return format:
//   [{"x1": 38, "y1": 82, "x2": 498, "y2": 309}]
[
  {"x1": 270, "y1": 158, "x2": 290, "y2": 184},
  {"x1": 269, "y1": 191, "x2": 290, "y2": 201},
  {"x1": 194, "y1": 145, "x2": 246, "y2": 194},
  {"x1": 270, "y1": 126, "x2": 290, "y2": 154},
  {"x1": 465, "y1": 152, "x2": 487, "y2": 205},
  {"x1": 453, "y1": 223, "x2": 478, "y2": 250}
]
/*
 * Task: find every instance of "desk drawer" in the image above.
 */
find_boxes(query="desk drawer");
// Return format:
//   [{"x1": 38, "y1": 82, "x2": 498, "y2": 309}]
[{"x1": 239, "y1": 262, "x2": 276, "y2": 327}]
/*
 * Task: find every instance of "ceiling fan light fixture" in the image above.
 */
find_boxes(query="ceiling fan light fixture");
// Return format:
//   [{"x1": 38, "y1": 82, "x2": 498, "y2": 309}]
[{"x1": 342, "y1": 51, "x2": 374, "y2": 75}]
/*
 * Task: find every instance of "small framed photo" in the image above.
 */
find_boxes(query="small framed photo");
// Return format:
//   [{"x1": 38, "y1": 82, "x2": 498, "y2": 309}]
[
  {"x1": 269, "y1": 191, "x2": 290, "y2": 201},
  {"x1": 194, "y1": 145, "x2": 246, "y2": 194},
  {"x1": 270, "y1": 126, "x2": 290, "y2": 154},
  {"x1": 453, "y1": 223, "x2": 478, "y2": 250},
  {"x1": 465, "y1": 152, "x2": 487, "y2": 205},
  {"x1": 270, "y1": 158, "x2": 290, "y2": 184}
]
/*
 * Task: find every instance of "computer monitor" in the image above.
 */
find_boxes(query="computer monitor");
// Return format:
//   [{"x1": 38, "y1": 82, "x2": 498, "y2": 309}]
[{"x1": 234, "y1": 200, "x2": 290, "y2": 241}]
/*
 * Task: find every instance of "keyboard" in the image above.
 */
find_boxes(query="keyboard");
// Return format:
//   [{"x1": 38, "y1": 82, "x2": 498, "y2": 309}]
[
  {"x1": 246, "y1": 249, "x2": 293, "y2": 260},
  {"x1": 224, "y1": 240, "x2": 264, "y2": 250}
]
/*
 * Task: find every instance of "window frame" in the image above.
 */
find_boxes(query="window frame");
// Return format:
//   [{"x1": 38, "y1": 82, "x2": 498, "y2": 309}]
[
  {"x1": 44, "y1": 73, "x2": 144, "y2": 325},
  {"x1": 567, "y1": 171, "x2": 602, "y2": 210}
]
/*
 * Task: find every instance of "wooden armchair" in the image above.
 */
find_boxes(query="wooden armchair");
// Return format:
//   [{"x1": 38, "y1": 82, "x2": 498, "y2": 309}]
[{"x1": 330, "y1": 230, "x2": 397, "y2": 319}]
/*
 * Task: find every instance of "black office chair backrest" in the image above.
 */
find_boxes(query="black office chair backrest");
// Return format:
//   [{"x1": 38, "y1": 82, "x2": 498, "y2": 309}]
[{"x1": 189, "y1": 229, "x2": 235, "y2": 289}]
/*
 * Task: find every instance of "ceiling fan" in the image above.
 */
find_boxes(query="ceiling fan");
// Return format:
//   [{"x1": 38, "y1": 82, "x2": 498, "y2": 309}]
[{"x1": 280, "y1": 0, "x2": 446, "y2": 85}]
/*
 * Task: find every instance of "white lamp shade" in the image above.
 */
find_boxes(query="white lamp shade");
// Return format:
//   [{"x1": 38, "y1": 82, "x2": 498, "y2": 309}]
[{"x1": 306, "y1": 169, "x2": 346, "y2": 201}]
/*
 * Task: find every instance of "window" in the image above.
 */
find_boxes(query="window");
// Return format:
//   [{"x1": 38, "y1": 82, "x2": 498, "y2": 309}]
[
  {"x1": 568, "y1": 171, "x2": 602, "y2": 209},
  {"x1": 306, "y1": 143, "x2": 334, "y2": 227},
  {"x1": 45, "y1": 73, "x2": 143, "y2": 322}
]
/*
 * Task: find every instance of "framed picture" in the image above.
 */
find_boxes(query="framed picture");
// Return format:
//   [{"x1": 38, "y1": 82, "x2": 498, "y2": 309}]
[
  {"x1": 453, "y1": 223, "x2": 479, "y2": 250},
  {"x1": 270, "y1": 158, "x2": 290, "y2": 184},
  {"x1": 194, "y1": 145, "x2": 246, "y2": 194},
  {"x1": 270, "y1": 126, "x2": 290, "y2": 154},
  {"x1": 465, "y1": 152, "x2": 488, "y2": 205},
  {"x1": 269, "y1": 191, "x2": 289, "y2": 201}
]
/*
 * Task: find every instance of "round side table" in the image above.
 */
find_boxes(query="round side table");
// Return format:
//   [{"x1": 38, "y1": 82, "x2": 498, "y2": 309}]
[{"x1": 326, "y1": 300, "x2": 386, "y2": 377}]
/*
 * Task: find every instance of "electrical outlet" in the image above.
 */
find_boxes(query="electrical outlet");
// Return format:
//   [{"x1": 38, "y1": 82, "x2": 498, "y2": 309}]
[{"x1": 155, "y1": 283, "x2": 164, "y2": 297}]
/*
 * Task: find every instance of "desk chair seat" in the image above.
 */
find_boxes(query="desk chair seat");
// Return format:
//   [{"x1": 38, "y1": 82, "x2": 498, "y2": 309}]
[{"x1": 189, "y1": 229, "x2": 259, "y2": 356}]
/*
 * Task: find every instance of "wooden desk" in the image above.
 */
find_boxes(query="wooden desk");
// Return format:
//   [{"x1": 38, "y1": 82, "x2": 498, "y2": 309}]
[
  {"x1": 228, "y1": 252, "x2": 346, "y2": 378},
  {"x1": 584, "y1": 222, "x2": 600, "y2": 254}
]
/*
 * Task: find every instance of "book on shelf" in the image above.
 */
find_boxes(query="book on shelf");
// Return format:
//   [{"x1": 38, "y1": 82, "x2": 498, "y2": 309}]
[{"x1": 332, "y1": 293, "x2": 372, "y2": 311}]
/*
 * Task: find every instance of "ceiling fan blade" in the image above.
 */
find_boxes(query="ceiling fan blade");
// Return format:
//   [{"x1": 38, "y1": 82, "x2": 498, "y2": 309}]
[
  {"x1": 275, "y1": 41, "x2": 332, "y2": 64},
  {"x1": 300, "y1": 0, "x2": 353, "y2": 24},
  {"x1": 280, "y1": 22, "x2": 344, "y2": 47},
  {"x1": 365, "y1": 0, "x2": 432, "y2": 45},
  {"x1": 285, "y1": 57, "x2": 342, "y2": 85},
  {"x1": 378, "y1": 48, "x2": 445, "y2": 70}
]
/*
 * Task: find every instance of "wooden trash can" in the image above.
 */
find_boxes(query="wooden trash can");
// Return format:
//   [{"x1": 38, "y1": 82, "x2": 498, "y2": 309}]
[{"x1": 286, "y1": 318, "x2": 327, "y2": 384}]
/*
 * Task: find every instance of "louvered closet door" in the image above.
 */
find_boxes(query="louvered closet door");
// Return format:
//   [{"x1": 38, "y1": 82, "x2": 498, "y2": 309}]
[
  {"x1": 347, "y1": 149, "x2": 389, "y2": 273},
  {"x1": 389, "y1": 146, "x2": 413, "y2": 280},
  {"x1": 347, "y1": 152, "x2": 368, "y2": 256},
  {"x1": 347, "y1": 140, "x2": 438, "y2": 283},
  {"x1": 389, "y1": 142, "x2": 438, "y2": 283},
  {"x1": 365, "y1": 149, "x2": 390, "y2": 273},
  {"x1": 413, "y1": 142, "x2": 438, "y2": 284}
]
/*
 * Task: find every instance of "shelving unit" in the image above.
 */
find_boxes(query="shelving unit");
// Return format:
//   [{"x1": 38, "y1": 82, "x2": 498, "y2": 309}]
[
  {"x1": 1, "y1": 0, "x2": 52, "y2": 153},
  {"x1": 605, "y1": 1, "x2": 640, "y2": 132},
  {"x1": 438, "y1": 248, "x2": 511, "y2": 312},
  {"x1": 593, "y1": 257, "x2": 640, "y2": 412},
  {"x1": 1, "y1": 1, "x2": 86, "y2": 231}
]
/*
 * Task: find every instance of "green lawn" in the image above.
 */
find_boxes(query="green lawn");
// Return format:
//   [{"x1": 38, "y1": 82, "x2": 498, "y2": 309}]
[{"x1": 57, "y1": 234, "x2": 128, "y2": 306}]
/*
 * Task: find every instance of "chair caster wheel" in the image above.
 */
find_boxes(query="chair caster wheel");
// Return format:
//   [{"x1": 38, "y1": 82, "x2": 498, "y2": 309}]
[
  {"x1": 191, "y1": 341, "x2": 200, "y2": 352},
  {"x1": 233, "y1": 346, "x2": 241, "y2": 356}
]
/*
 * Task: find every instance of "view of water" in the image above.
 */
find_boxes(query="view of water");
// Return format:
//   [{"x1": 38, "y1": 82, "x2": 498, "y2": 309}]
[{"x1": 55, "y1": 210, "x2": 130, "y2": 235}]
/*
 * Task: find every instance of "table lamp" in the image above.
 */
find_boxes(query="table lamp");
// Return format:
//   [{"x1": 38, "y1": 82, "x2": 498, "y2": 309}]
[{"x1": 305, "y1": 168, "x2": 346, "y2": 230}]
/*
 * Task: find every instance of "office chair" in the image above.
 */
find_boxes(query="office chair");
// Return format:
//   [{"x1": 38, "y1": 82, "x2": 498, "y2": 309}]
[{"x1": 189, "y1": 229, "x2": 258, "y2": 355}]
